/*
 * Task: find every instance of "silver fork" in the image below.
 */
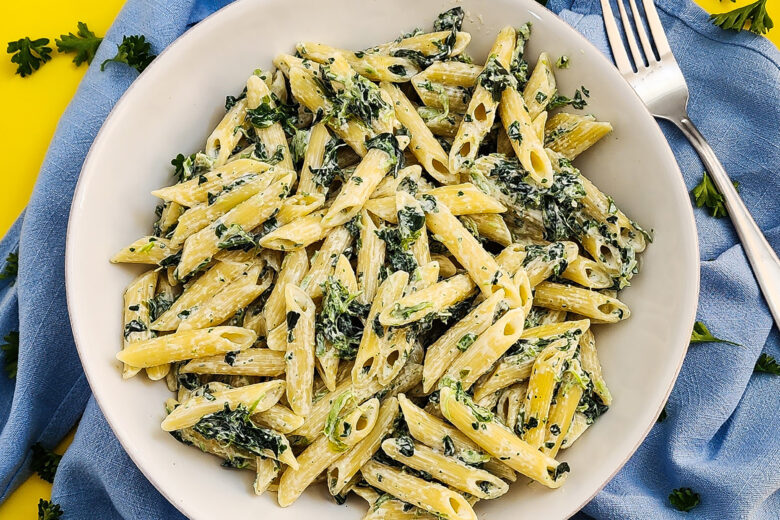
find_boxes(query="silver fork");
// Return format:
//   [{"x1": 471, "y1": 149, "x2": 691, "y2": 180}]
[{"x1": 600, "y1": 0, "x2": 780, "y2": 329}]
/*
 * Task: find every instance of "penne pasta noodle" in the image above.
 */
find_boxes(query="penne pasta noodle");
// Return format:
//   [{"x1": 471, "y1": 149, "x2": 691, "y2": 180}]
[
  {"x1": 162, "y1": 379, "x2": 284, "y2": 431},
  {"x1": 534, "y1": 281, "x2": 630, "y2": 323},
  {"x1": 439, "y1": 386, "x2": 569, "y2": 489},
  {"x1": 117, "y1": 326, "x2": 257, "y2": 368},
  {"x1": 361, "y1": 460, "x2": 477, "y2": 520},
  {"x1": 180, "y1": 348, "x2": 285, "y2": 376},
  {"x1": 284, "y1": 284, "x2": 317, "y2": 416}
]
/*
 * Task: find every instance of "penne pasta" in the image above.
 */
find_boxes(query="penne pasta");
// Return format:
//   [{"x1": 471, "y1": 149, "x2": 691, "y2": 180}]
[{"x1": 118, "y1": 326, "x2": 257, "y2": 368}]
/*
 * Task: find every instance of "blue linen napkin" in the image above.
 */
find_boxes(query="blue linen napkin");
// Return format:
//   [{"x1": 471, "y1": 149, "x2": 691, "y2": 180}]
[{"x1": 0, "y1": 0, "x2": 777, "y2": 518}]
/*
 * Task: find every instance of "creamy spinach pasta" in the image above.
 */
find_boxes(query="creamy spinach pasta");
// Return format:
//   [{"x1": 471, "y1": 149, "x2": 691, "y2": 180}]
[{"x1": 111, "y1": 7, "x2": 650, "y2": 519}]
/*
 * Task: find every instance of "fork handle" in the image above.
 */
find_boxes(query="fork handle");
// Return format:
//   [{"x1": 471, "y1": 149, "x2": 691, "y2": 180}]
[{"x1": 674, "y1": 114, "x2": 780, "y2": 329}]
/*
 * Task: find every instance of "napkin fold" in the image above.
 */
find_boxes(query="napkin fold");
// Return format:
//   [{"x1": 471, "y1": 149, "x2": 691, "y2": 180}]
[{"x1": 0, "y1": 0, "x2": 777, "y2": 518}]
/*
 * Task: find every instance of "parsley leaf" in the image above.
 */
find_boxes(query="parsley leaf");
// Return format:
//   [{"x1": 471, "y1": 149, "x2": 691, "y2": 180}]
[
  {"x1": 1, "y1": 331, "x2": 19, "y2": 379},
  {"x1": 691, "y1": 172, "x2": 739, "y2": 218},
  {"x1": 669, "y1": 487, "x2": 700, "y2": 512},
  {"x1": 0, "y1": 250, "x2": 19, "y2": 283},
  {"x1": 31, "y1": 443, "x2": 62, "y2": 483},
  {"x1": 690, "y1": 321, "x2": 739, "y2": 346},
  {"x1": 710, "y1": 0, "x2": 773, "y2": 35},
  {"x1": 754, "y1": 353, "x2": 780, "y2": 375},
  {"x1": 38, "y1": 499, "x2": 64, "y2": 520},
  {"x1": 55, "y1": 22, "x2": 103, "y2": 66},
  {"x1": 101, "y1": 35, "x2": 156, "y2": 73},
  {"x1": 7, "y1": 37, "x2": 52, "y2": 77}
]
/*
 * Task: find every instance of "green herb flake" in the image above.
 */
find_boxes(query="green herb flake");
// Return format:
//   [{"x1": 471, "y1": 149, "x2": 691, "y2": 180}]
[
  {"x1": 754, "y1": 353, "x2": 780, "y2": 375},
  {"x1": 456, "y1": 332, "x2": 478, "y2": 352},
  {"x1": 669, "y1": 487, "x2": 700, "y2": 512},
  {"x1": 507, "y1": 121, "x2": 523, "y2": 142},
  {"x1": 690, "y1": 321, "x2": 739, "y2": 346},
  {"x1": 391, "y1": 301, "x2": 432, "y2": 321},
  {"x1": 555, "y1": 55, "x2": 570, "y2": 69}
]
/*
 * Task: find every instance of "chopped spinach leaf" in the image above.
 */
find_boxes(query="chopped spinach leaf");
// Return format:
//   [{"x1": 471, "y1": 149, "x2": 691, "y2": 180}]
[
  {"x1": 216, "y1": 223, "x2": 257, "y2": 251},
  {"x1": 366, "y1": 133, "x2": 405, "y2": 177},
  {"x1": 316, "y1": 277, "x2": 369, "y2": 360},
  {"x1": 286, "y1": 311, "x2": 300, "y2": 343},
  {"x1": 433, "y1": 7, "x2": 465, "y2": 32},
  {"x1": 123, "y1": 319, "x2": 147, "y2": 339},
  {"x1": 246, "y1": 94, "x2": 299, "y2": 136},
  {"x1": 478, "y1": 57, "x2": 517, "y2": 102},
  {"x1": 546, "y1": 87, "x2": 588, "y2": 110},
  {"x1": 192, "y1": 403, "x2": 288, "y2": 457},
  {"x1": 323, "y1": 390, "x2": 356, "y2": 452},
  {"x1": 310, "y1": 136, "x2": 347, "y2": 189},
  {"x1": 442, "y1": 435, "x2": 455, "y2": 456}
]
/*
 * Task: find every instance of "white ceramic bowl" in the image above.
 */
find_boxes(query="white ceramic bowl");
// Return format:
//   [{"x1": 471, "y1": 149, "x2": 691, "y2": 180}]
[{"x1": 66, "y1": 0, "x2": 699, "y2": 518}]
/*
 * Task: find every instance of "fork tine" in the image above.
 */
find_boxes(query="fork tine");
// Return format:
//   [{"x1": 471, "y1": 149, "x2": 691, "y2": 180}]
[
  {"x1": 639, "y1": 0, "x2": 672, "y2": 56},
  {"x1": 599, "y1": 0, "x2": 634, "y2": 74},
  {"x1": 616, "y1": 0, "x2": 646, "y2": 69},
  {"x1": 628, "y1": 0, "x2": 657, "y2": 62}
]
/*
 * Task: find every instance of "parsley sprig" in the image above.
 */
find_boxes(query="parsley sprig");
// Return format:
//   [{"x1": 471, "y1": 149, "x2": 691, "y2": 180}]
[
  {"x1": 0, "y1": 250, "x2": 19, "y2": 283},
  {"x1": 38, "y1": 499, "x2": 64, "y2": 520},
  {"x1": 669, "y1": 487, "x2": 700, "y2": 512},
  {"x1": 101, "y1": 35, "x2": 156, "y2": 73},
  {"x1": 690, "y1": 321, "x2": 739, "y2": 345},
  {"x1": 710, "y1": 0, "x2": 773, "y2": 35},
  {"x1": 1, "y1": 331, "x2": 19, "y2": 379},
  {"x1": 754, "y1": 353, "x2": 780, "y2": 375},
  {"x1": 56, "y1": 22, "x2": 103, "y2": 66},
  {"x1": 31, "y1": 443, "x2": 62, "y2": 483},
  {"x1": 691, "y1": 172, "x2": 737, "y2": 218},
  {"x1": 7, "y1": 37, "x2": 52, "y2": 77}
]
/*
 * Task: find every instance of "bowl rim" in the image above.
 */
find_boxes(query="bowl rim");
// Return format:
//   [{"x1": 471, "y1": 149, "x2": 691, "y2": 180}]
[{"x1": 65, "y1": 0, "x2": 700, "y2": 518}]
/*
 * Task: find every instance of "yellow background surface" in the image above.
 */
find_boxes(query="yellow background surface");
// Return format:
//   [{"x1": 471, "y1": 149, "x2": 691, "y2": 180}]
[{"x1": 0, "y1": 0, "x2": 777, "y2": 517}]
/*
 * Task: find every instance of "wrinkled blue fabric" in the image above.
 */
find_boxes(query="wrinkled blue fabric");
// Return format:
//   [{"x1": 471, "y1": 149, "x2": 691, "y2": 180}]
[{"x1": 0, "y1": 0, "x2": 777, "y2": 518}]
